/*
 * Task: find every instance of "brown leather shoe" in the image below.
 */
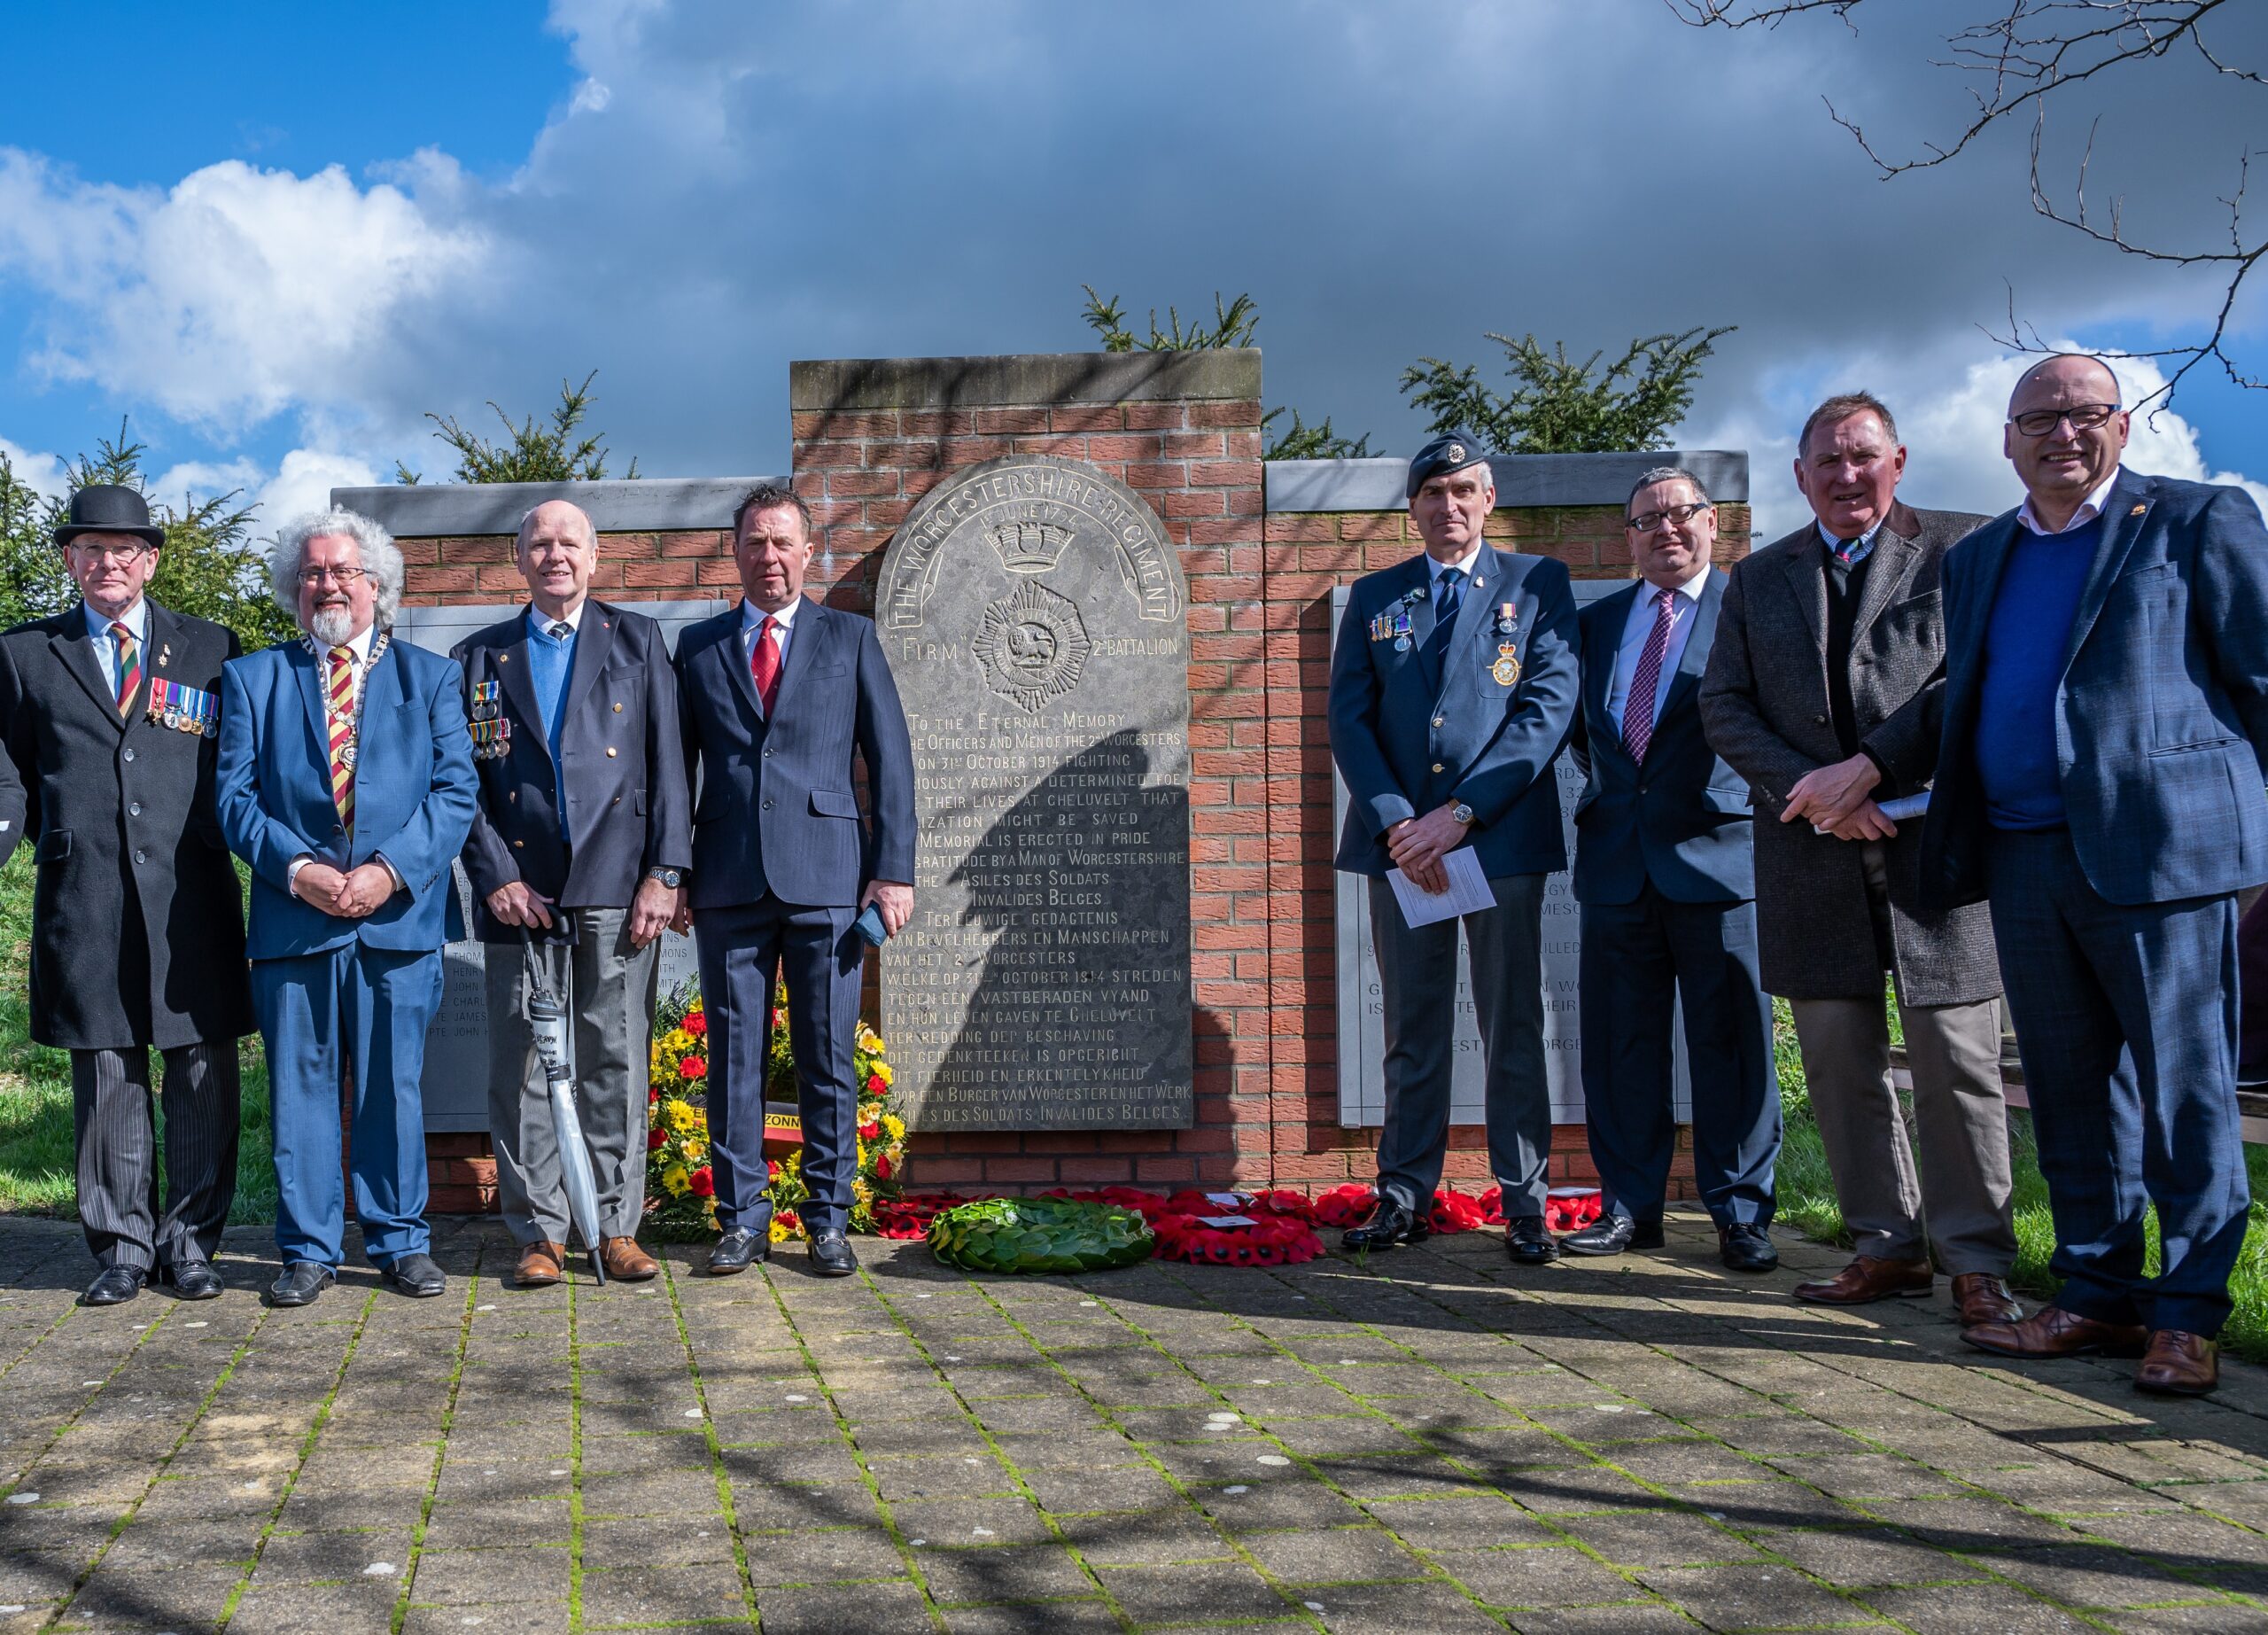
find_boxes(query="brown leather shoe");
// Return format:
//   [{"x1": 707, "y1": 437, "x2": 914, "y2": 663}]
[
  {"x1": 2136, "y1": 1329, "x2": 2218, "y2": 1397},
  {"x1": 1951, "y1": 1273, "x2": 2023, "y2": 1327},
  {"x1": 515, "y1": 1241, "x2": 567, "y2": 1288},
  {"x1": 601, "y1": 1236, "x2": 659, "y2": 1281},
  {"x1": 1961, "y1": 1304, "x2": 2148, "y2": 1360},
  {"x1": 1790, "y1": 1256, "x2": 1933, "y2": 1305}
]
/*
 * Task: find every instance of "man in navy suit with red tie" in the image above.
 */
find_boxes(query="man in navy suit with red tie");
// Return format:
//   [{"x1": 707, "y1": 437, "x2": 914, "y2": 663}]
[{"x1": 673, "y1": 485, "x2": 916, "y2": 1278}]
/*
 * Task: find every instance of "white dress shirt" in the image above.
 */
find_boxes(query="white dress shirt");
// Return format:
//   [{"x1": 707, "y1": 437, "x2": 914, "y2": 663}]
[
  {"x1": 82, "y1": 597, "x2": 149, "y2": 700},
  {"x1": 525, "y1": 598, "x2": 588, "y2": 639},
  {"x1": 2016, "y1": 466, "x2": 2124, "y2": 536},
  {"x1": 1606, "y1": 567, "x2": 1710, "y2": 736},
  {"x1": 740, "y1": 596, "x2": 804, "y2": 715},
  {"x1": 289, "y1": 622, "x2": 398, "y2": 890}
]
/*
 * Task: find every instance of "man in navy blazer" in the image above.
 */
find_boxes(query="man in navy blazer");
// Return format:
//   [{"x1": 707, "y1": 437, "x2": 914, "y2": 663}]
[
  {"x1": 1328, "y1": 431, "x2": 1580, "y2": 1263},
  {"x1": 1565, "y1": 469, "x2": 1778, "y2": 1272},
  {"x1": 454, "y1": 500, "x2": 692, "y2": 1289},
  {"x1": 1922, "y1": 354, "x2": 2268, "y2": 1397},
  {"x1": 217, "y1": 509, "x2": 478, "y2": 1307},
  {"x1": 675, "y1": 484, "x2": 915, "y2": 1278}
]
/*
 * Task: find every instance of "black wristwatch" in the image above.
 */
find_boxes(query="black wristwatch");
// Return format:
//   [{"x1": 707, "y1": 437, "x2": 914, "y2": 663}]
[{"x1": 648, "y1": 867, "x2": 683, "y2": 888}]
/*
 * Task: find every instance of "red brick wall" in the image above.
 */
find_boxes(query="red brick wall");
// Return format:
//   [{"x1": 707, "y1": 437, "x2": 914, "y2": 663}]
[{"x1": 392, "y1": 352, "x2": 1752, "y2": 1210}]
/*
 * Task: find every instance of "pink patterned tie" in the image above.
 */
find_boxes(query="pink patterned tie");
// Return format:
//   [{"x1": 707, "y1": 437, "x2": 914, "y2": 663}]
[{"x1": 1620, "y1": 588, "x2": 1678, "y2": 761}]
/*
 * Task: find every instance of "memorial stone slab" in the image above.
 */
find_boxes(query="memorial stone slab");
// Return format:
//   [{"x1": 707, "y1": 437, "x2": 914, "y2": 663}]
[{"x1": 877, "y1": 455, "x2": 1192, "y2": 1130}]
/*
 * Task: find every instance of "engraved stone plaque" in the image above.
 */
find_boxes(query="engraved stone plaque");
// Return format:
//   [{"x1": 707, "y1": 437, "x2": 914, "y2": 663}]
[{"x1": 879, "y1": 455, "x2": 1192, "y2": 1130}]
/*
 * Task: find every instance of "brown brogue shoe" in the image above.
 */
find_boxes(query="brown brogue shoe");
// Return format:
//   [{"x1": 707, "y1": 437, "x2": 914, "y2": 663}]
[
  {"x1": 1951, "y1": 1273, "x2": 2023, "y2": 1327},
  {"x1": 2136, "y1": 1330, "x2": 2218, "y2": 1397},
  {"x1": 515, "y1": 1241, "x2": 567, "y2": 1288},
  {"x1": 1961, "y1": 1304, "x2": 2148, "y2": 1360},
  {"x1": 1790, "y1": 1256, "x2": 1933, "y2": 1306},
  {"x1": 602, "y1": 1236, "x2": 659, "y2": 1282}
]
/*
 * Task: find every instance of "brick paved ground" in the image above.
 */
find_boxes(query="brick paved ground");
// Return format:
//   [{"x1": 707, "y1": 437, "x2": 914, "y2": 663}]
[{"x1": 1, "y1": 1214, "x2": 2264, "y2": 1634}]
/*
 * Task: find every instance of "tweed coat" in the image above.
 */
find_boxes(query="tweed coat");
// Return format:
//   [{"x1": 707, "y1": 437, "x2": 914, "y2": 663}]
[
  {"x1": 0, "y1": 602, "x2": 253, "y2": 1050},
  {"x1": 1698, "y1": 502, "x2": 2000, "y2": 1006}
]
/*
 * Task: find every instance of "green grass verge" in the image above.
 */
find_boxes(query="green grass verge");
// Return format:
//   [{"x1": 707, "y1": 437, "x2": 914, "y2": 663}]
[
  {"x1": 1774, "y1": 996, "x2": 2268, "y2": 1364},
  {"x1": 0, "y1": 850, "x2": 277, "y2": 1225}
]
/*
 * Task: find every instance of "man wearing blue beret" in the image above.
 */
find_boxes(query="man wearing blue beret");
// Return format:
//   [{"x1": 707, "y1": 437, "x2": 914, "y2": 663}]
[{"x1": 1328, "y1": 432, "x2": 1581, "y2": 1263}]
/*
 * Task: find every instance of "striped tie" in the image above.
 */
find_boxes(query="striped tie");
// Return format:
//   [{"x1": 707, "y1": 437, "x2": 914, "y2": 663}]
[
  {"x1": 112, "y1": 622, "x2": 140, "y2": 717},
  {"x1": 327, "y1": 646, "x2": 357, "y2": 835},
  {"x1": 1620, "y1": 588, "x2": 1678, "y2": 761}
]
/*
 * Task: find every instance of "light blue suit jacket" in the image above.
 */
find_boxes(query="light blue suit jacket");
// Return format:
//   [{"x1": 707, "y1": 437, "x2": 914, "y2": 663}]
[
  {"x1": 216, "y1": 635, "x2": 478, "y2": 960},
  {"x1": 1922, "y1": 468, "x2": 2268, "y2": 908}
]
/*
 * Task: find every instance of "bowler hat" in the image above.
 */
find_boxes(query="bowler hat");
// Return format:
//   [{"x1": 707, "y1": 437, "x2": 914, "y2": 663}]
[{"x1": 53, "y1": 484, "x2": 164, "y2": 549}]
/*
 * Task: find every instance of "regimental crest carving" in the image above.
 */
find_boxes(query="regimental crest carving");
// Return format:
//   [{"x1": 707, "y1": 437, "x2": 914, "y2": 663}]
[
  {"x1": 971, "y1": 581, "x2": 1091, "y2": 713},
  {"x1": 986, "y1": 519, "x2": 1074, "y2": 574}
]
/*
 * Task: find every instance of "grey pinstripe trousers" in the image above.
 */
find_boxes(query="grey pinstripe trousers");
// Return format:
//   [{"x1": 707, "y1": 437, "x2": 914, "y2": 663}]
[{"x1": 71, "y1": 1042, "x2": 240, "y2": 1271}]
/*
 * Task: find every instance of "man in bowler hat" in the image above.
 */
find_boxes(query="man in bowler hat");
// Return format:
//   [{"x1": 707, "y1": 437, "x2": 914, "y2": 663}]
[
  {"x1": 1328, "y1": 432, "x2": 1580, "y2": 1263},
  {"x1": 0, "y1": 485, "x2": 253, "y2": 1306}
]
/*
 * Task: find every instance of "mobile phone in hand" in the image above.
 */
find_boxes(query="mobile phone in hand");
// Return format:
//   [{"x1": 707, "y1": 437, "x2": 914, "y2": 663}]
[{"x1": 853, "y1": 902, "x2": 889, "y2": 946}]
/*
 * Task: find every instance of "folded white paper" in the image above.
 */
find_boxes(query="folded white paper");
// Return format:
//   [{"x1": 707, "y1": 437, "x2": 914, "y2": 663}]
[{"x1": 1388, "y1": 847, "x2": 1494, "y2": 929}]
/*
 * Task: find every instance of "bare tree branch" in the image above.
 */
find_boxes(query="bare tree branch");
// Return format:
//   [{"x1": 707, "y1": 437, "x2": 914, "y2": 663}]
[{"x1": 1672, "y1": 0, "x2": 2264, "y2": 409}]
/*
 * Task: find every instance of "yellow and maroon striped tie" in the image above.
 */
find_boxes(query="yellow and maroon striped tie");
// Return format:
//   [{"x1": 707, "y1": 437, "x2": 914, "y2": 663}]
[
  {"x1": 327, "y1": 646, "x2": 357, "y2": 834},
  {"x1": 112, "y1": 622, "x2": 140, "y2": 718}
]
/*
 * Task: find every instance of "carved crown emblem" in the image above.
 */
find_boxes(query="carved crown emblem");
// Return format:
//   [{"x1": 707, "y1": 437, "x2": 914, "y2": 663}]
[{"x1": 985, "y1": 518, "x2": 1075, "y2": 574}]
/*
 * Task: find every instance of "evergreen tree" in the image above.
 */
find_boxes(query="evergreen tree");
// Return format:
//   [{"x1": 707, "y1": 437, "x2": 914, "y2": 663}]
[
  {"x1": 1401, "y1": 326, "x2": 1736, "y2": 455},
  {"x1": 396, "y1": 370, "x2": 637, "y2": 484}
]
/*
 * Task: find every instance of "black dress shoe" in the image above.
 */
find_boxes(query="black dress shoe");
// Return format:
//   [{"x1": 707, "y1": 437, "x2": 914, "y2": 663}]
[
  {"x1": 160, "y1": 1261, "x2": 224, "y2": 1300},
  {"x1": 82, "y1": 1265, "x2": 145, "y2": 1306},
  {"x1": 709, "y1": 1227, "x2": 769, "y2": 1275},
  {"x1": 1506, "y1": 1216, "x2": 1560, "y2": 1265},
  {"x1": 1719, "y1": 1222, "x2": 1778, "y2": 1273},
  {"x1": 378, "y1": 1252, "x2": 447, "y2": 1297},
  {"x1": 269, "y1": 1262, "x2": 335, "y2": 1307},
  {"x1": 1342, "y1": 1200, "x2": 1430, "y2": 1251},
  {"x1": 1561, "y1": 1214, "x2": 1664, "y2": 1257},
  {"x1": 808, "y1": 1230, "x2": 858, "y2": 1278}
]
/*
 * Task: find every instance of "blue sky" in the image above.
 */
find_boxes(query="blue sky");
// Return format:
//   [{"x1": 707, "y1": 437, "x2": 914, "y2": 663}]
[{"x1": 1, "y1": 0, "x2": 2260, "y2": 541}]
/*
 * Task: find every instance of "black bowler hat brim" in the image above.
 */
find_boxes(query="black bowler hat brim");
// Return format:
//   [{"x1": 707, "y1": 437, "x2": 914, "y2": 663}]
[{"x1": 54, "y1": 519, "x2": 165, "y2": 548}]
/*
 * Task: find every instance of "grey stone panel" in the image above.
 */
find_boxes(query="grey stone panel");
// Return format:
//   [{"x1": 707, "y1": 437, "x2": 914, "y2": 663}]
[
  {"x1": 789, "y1": 349, "x2": 1261, "y2": 411},
  {"x1": 1265, "y1": 449, "x2": 1751, "y2": 512},
  {"x1": 329, "y1": 478, "x2": 787, "y2": 537}
]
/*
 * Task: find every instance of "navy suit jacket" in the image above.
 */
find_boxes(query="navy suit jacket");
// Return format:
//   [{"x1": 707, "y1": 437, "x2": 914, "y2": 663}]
[
  {"x1": 217, "y1": 635, "x2": 478, "y2": 960},
  {"x1": 1568, "y1": 571, "x2": 1754, "y2": 907},
  {"x1": 453, "y1": 602, "x2": 693, "y2": 941},
  {"x1": 674, "y1": 598, "x2": 916, "y2": 910},
  {"x1": 1922, "y1": 468, "x2": 2268, "y2": 909},
  {"x1": 1329, "y1": 545, "x2": 1579, "y2": 878}
]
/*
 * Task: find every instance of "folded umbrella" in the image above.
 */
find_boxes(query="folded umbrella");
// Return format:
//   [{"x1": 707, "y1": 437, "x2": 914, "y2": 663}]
[{"x1": 520, "y1": 928, "x2": 608, "y2": 1285}]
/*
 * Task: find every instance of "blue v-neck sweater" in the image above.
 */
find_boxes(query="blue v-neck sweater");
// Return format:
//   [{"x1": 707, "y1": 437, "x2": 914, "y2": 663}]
[{"x1": 1975, "y1": 514, "x2": 2102, "y2": 831}]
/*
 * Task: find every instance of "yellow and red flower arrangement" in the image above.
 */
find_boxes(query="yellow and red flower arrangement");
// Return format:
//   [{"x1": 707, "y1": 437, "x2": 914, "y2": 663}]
[{"x1": 646, "y1": 981, "x2": 905, "y2": 1240}]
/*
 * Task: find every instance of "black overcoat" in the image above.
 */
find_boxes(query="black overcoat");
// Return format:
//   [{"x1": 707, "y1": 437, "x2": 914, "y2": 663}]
[
  {"x1": 1697, "y1": 503, "x2": 2002, "y2": 1007},
  {"x1": 0, "y1": 602, "x2": 254, "y2": 1049}
]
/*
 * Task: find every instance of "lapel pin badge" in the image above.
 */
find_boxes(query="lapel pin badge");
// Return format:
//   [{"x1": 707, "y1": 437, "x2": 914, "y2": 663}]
[{"x1": 2129, "y1": 503, "x2": 2147, "y2": 515}]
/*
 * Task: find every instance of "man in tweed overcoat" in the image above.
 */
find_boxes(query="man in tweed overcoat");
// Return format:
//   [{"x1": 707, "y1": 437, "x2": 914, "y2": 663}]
[{"x1": 1700, "y1": 393, "x2": 2019, "y2": 1327}]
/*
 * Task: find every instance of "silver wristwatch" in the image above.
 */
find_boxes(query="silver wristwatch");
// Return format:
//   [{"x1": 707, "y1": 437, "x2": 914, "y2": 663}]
[
  {"x1": 649, "y1": 867, "x2": 683, "y2": 888},
  {"x1": 1450, "y1": 802, "x2": 1476, "y2": 827}
]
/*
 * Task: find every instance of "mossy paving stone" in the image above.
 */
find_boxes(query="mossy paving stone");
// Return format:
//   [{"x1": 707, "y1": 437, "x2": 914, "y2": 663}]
[
  {"x1": 1661, "y1": 1476, "x2": 1869, "y2": 1531},
  {"x1": 1262, "y1": 1415, "x2": 1417, "y2": 1460},
  {"x1": 2105, "y1": 1608, "x2": 2268, "y2": 1634},
  {"x1": 890, "y1": 1494, "x2": 1053, "y2": 1548},
  {"x1": 1194, "y1": 1475, "x2": 1372, "y2": 1533},
  {"x1": 719, "y1": 1443, "x2": 864, "y2": 1487},
  {"x1": 1636, "y1": 1561, "x2": 1869, "y2": 1629},
  {"x1": 429, "y1": 1454, "x2": 574, "y2": 1499},
  {"x1": 1864, "y1": 1496, "x2": 2087, "y2": 1550},
  {"x1": 1363, "y1": 1494, "x2": 1565, "y2": 1550},
  {"x1": 1554, "y1": 1509, "x2": 1767, "y2": 1569},
  {"x1": 1495, "y1": 1601, "x2": 1728, "y2": 1635},
  {"x1": 232, "y1": 1525, "x2": 416, "y2": 1584},
  {"x1": 739, "y1": 1522, "x2": 908, "y2": 1586},
  {"x1": 913, "y1": 1540, "x2": 1095, "y2": 1605},
  {"x1": 1240, "y1": 1525, "x2": 1431, "y2": 1584},
  {"x1": 579, "y1": 1560, "x2": 750, "y2": 1625},
  {"x1": 866, "y1": 1452, "x2": 1020, "y2": 1504},
  {"x1": 578, "y1": 1428, "x2": 717, "y2": 1475},
  {"x1": 213, "y1": 1577, "x2": 402, "y2": 1635},
  {"x1": 726, "y1": 1477, "x2": 883, "y2": 1533},
  {"x1": 1020, "y1": 1460, "x2": 1180, "y2": 1514},
  {"x1": 1048, "y1": 1509, "x2": 1238, "y2": 1567},
  {"x1": 578, "y1": 1469, "x2": 725, "y2": 1521},
  {"x1": 989, "y1": 1429, "x2": 1147, "y2": 1472},
  {"x1": 418, "y1": 1491, "x2": 571, "y2": 1540},
  {"x1": 1415, "y1": 1542, "x2": 1634, "y2": 1608},
  {"x1": 1477, "y1": 1462, "x2": 1658, "y2": 1513},
  {"x1": 1751, "y1": 1523, "x2": 1996, "y2": 1589},
  {"x1": 751, "y1": 1578, "x2": 932, "y2": 1634},
  {"x1": 0, "y1": 1504, "x2": 130, "y2": 1554},
  {"x1": 1305, "y1": 1452, "x2": 1481, "y2": 1501},
  {"x1": 1090, "y1": 1559, "x2": 1291, "y2": 1624},
  {"x1": 936, "y1": 1599, "x2": 1126, "y2": 1634},
  {"x1": 402, "y1": 1545, "x2": 571, "y2": 1604},
  {"x1": 1858, "y1": 1579, "x2": 2106, "y2": 1633},
  {"x1": 399, "y1": 1599, "x2": 571, "y2": 1634},
  {"x1": 1293, "y1": 1578, "x2": 1513, "y2": 1634},
  {"x1": 583, "y1": 1514, "x2": 738, "y2": 1568},
  {"x1": 52, "y1": 1565, "x2": 244, "y2": 1630}
]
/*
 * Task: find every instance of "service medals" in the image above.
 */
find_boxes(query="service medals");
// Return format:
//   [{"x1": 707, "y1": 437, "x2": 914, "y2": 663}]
[
  {"x1": 1490, "y1": 601, "x2": 1520, "y2": 687},
  {"x1": 144, "y1": 678, "x2": 219, "y2": 736},
  {"x1": 1369, "y1": 585, "x2": 1426, "y2": 653},
  {"x1": 470, "y1": 680, "x2": 511, "y2": 761}
]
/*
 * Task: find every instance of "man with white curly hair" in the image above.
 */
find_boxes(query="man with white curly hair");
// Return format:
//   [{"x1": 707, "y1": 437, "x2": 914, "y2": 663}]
[{"x1": 216, "y1": 508, "x2": 478, "y2": 1307}]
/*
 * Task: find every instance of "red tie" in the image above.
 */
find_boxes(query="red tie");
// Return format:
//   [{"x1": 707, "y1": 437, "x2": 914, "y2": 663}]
[
  {"x1": 1621, "y1": 588, "x2": 1678, "y2": 761},
  {"x1": 750, "y1": 616, "x2": 781, "y2": 715}
]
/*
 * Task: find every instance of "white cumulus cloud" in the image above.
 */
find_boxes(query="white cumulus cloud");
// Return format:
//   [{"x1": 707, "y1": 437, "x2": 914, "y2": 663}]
[
  {"x1": 0, "y1": 149, "x2": 485, "y2": 435},
  {"x1": 0, "y1": 436, "x2": 68, "y2": 502}
]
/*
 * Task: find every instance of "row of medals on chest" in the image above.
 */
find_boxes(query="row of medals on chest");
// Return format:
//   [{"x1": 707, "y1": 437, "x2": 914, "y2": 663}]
[{"x1": 1374, "y1": 587, "x2": 1523, "y2": 686}]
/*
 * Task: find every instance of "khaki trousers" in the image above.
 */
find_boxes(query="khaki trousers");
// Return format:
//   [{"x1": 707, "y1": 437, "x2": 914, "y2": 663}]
[{"x1": 1786, "y1": 842, "x2": 2016, "y2": 1274}]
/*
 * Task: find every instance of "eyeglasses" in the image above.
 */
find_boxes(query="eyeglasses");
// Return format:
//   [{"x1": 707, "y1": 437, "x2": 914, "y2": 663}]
[
  {"x1": 2009, "y1": 403, "x2": 2120, "y2": 438},
  {"x1": 1627, "y1": 502, "x2": 1711, "y2": 534},
  {"x1": 296, "y1": 565, "x2": 369, "y2": 587},
  {"x1": 72, "y1": 541, "x2": 153, "y2": 564}
]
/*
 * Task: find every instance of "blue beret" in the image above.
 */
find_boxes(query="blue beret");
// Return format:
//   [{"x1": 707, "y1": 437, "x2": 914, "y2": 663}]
[{"x1": 1406, "y1": 430, "x2": 1490, "y2": 499}]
